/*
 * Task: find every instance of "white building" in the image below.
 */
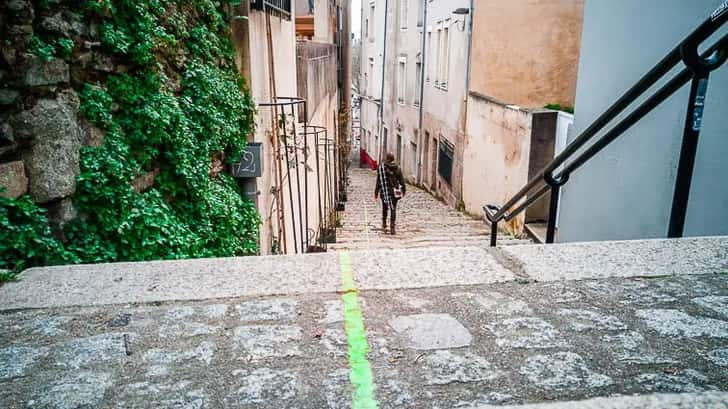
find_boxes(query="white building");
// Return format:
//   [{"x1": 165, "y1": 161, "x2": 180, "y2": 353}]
[
  {"x1": 559, "y1": 0, "x2": 728, "y2": 242},
  {"x1": 360, "y1": 0, "x2": 469, "y2": 205}
]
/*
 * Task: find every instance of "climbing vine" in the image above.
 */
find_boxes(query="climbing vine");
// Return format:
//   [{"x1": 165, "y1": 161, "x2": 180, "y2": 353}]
[
  {"x1": 0, "y1": 195, "x2": 76, "y2": 276},
  {"x1": 1, "y1": 0, "x2": 259, "y2": 279}
]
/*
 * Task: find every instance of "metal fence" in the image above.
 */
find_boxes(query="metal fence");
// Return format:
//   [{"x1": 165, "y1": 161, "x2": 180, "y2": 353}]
[{"x1": 251, "y1": 0, "x2": 292, "y2": 20}]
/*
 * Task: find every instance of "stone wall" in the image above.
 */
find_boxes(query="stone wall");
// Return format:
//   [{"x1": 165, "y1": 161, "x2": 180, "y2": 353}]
[
  {"x1": 0, "y1": 0, "x2": 108, "y2": 235},
  {"x1": 1, "y1": 1, "x2": 260, "y2": 271}
]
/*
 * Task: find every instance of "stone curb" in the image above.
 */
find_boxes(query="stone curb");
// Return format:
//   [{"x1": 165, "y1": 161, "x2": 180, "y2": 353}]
[
  {"x1": 0, "y1": 236, "x2": 725, "y2": 311},
  {"x1": 473, "y1": 392, "x2": 728, "y2": 409}
]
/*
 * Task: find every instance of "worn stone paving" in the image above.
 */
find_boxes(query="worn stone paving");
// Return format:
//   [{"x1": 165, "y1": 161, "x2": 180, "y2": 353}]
[
  {"x1": 1, "y1": 272, "x2": 727, "y2": 408},
  {"x1": 331, "y1": 167, "x2": 530, "y2": 251}
]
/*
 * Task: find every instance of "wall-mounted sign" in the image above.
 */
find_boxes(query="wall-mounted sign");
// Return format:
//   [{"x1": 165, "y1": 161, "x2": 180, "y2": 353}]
[{"x1": 232, "y1": 142, "x2": 263, "y2": 178}]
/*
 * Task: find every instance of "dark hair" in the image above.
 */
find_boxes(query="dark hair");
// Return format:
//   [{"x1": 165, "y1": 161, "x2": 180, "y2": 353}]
[{"x1": 385, "y1": 152, "x2": 395, "y2": 164}]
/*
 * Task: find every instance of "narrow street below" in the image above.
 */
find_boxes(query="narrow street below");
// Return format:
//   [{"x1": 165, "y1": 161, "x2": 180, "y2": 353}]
[{"x1": 331, "y1": 167, "x2": 530, "y2": 251}]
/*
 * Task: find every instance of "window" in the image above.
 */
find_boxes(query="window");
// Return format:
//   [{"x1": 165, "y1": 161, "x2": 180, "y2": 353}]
[
  {"x1": 363, "y1": 72, "x2": 368, "y2": 96},
  {"x1": 441, "y1": 23, "x2": 450, "y2": 90},
  {"x1": 368, "y1": 57, "x2": 374, "y2": 93},
  {"x1": 409, "y1": 140, "x2": 417, "y2": 176},
  {"x1": 435, "y1": 22, "x2": 450, "y2": 90},
  {"x1": 396, "y1": 133, "x2": 403, "y2": 164},
  {"x1": 369, "y1": 3, "x2": 375, "y2": 42},
  {"x1": 397, "y1": 57, "x2": 406, "y2": 105},
  {"x1": 414, "y1": 61, "x2": 422, "y2": 106},
  {"x1": 365, "y1": 18, "x2": 369, "y2": 37},
  {"x1": 416, "y1": 0, "x2": 424, "y2": 27},
  {"x1": 426, "y1": 31, "x2": 432, "y2": 83},
  {"x1": 434, "y1": 26, "x2": 441, "y2": 87},
  {"x1": 399, "y1": 0, "x2": 408, "y2": 30},
  {"x1": 438, "y1": 137, "x2": 454, "y2": 185}
]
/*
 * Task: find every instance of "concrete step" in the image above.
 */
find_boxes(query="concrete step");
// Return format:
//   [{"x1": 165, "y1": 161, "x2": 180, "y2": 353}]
[
  {"x1": 336, "y1": 229, "x2": 489, "y2": 238},
  {"x1": 1, "y1": 236, "x2": 727, "y2": 407},
  {"x1": 328, "y1": 237, "x2": 532, "y2": 251}
]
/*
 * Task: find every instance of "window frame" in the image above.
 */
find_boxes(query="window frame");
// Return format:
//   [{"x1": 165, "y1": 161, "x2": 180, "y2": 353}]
[
  {"x1": 434, "y1": 24, "x2": 442, "y2": 88},
  {"x1": 414, "y1": 60, "x2": 422, "y2": 107},
  {"x1": 440, "y1": 20, "x2": 450, "y2": 91},
  {"x1": 399, "y1": 0, "x2": 408, "y2": 31},
  {"x1": 425, "y1": 30, "x2": 432, "y2": 84},
  {"x1": 397, "y1": 56, "x2": 407, "y2": 106},
  {"x1": 369, "y1": 2, "x2": 376, "y2": 42}
]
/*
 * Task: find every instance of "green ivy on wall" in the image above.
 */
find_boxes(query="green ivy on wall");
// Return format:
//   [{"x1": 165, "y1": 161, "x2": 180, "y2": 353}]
[
  {"x1": 0, "y1": 195, "x2": 77, "y2": 277},
  {"x1": 1, "y1": 0, "x2": 259, "y2": 279}
]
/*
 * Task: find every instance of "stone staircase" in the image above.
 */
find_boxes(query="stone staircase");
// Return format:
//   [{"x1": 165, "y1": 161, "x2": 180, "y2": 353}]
[{"x1": 330, "y1": 167, "x2": 530, "y2": 251}]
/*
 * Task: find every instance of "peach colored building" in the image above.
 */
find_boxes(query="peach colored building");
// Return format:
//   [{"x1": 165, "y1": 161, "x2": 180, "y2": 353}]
[
  {"x1": 461, "y1": 0, "x2": 584, "y2": 236},
  {"x1": 468, "y1": 0, "x2": 584, "y2": 108}
]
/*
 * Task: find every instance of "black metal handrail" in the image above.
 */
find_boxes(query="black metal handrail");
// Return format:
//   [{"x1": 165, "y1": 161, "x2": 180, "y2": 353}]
[{"x1": 485, "y1": 8, "x2": 728, "y2": 247}]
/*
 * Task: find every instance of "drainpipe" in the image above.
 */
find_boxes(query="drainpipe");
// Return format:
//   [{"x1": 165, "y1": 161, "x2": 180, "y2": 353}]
[
  {"x1": 459, "y1": 0, "x2": 474, "y2": 202},
  {"x1": 378, "y1": 0, "x2": 389, "y2": 162},
  {"x1": 340, "y1": 0, "x2": 351, "y2": 197},
  {"x1": 463, "y1": 0, "x2": 474, "y2": 108},
  {"x1": 416, "y1": 0, "x2": 428, "y2": 184}
]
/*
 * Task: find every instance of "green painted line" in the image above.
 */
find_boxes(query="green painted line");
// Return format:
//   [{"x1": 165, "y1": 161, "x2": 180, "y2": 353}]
[{"x1": 339, "y1": 251, "x2": 379, "y2": 409}]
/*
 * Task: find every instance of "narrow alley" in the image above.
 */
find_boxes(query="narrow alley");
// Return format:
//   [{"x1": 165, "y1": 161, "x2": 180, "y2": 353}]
[
  {"x1": 2, "y1": 0, "x2": 728, "y2": 408},
  {"x1": 332, "y1": 167, "x2": 530, "y2": 251}
]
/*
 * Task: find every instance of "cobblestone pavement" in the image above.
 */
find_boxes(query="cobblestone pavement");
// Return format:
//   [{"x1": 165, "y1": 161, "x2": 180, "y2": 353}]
[
  {"x1": 1, "y1": 271, "x2": 727, "y2": 408},
  {"x1": 331, "y1": 167, "x2": 530, "y2": 251}
]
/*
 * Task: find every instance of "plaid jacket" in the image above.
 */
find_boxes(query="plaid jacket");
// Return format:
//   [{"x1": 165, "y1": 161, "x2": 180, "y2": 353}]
[{"x1": 375, "y1": 163, "x2": 406, "y2": 205}]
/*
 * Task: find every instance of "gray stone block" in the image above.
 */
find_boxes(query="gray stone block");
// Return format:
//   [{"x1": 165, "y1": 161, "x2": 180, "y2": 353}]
[
  {"x1": 502, "y1": 236, "x2": 728, "y2": 282},
  {"x1": 472, "y1": 392, "x2": 728, "y2": 409},
  {"x1": 520, "y1": 352, "x2": 613, "y2": 390},
  {"x1": 47, "y1": 198, "x2": 77, "y2": 237},
  {"x1": 224, "y1": 368, "x2": 298, "y2": 407},
  {"x1": 232, "y1": 325, "x2": 303, "y2": 358},
  {"x1": 236, "y1": 299, "x2": 297, "y2": 322},
  {"x1": 390, "y1": 313, "x2": 472, "y2": 350},
  {"x1": 12, "y1": 90, "x2": 80, "y2": 203},
  {"x1": 0, "y1": 160, "x2": 28, "y2": 199},
  {"x1": 22, "y1": 55, "x2": 69, "y2": 87},
  {"x1": 484, "y1": 316, "x2": 567, "y2": 349},
  {"x1": 40, "y1": 13, "x2": 72, "y2": 36},
  {"x1": 0, "y1": 89, "x2": 19, "y2": 105},
  {"x1": 421, "y1": 350, "x2": 501, "y2": 385},
  {"x1": 32, "y1": 371, "x2": 112, "y2": 409}
]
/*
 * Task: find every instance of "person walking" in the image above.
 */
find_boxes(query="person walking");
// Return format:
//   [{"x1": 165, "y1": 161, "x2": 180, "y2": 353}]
[{"x1": 374, "y1": 153, "x2": 406, "y2": 235}]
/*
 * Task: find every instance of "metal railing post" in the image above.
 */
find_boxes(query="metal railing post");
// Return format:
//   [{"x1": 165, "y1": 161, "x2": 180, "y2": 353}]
[
  {"x1": 668, "y1": 72, "x2": 710, "y2": 238},
  {"x1": 546, "y1": 185, "x2": 560, "y2": 244},
  {"x1": 490, "y1": 220, "x2": 498, "y2": 247}
]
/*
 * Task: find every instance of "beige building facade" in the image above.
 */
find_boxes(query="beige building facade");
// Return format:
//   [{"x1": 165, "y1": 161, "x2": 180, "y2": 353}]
[
  {"x1": 359, "y1": 0, "x2": 583, "y2": 231},
  {"x1": 469, "y1": 0, "x2": 584, "y2": 108}
]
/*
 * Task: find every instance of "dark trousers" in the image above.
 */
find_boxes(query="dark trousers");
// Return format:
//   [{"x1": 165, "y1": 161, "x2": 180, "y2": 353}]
[{"x1": 382, "y1": 199, "x2": 398, "y2": 227}]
